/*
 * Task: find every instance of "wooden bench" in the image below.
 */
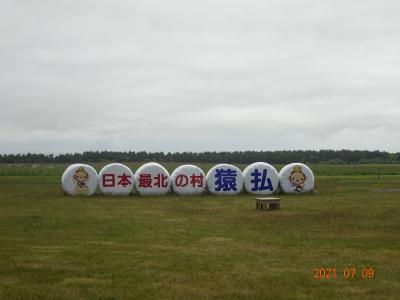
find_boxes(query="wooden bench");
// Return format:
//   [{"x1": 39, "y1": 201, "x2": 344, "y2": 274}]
[{"x1": 255, "y1": 197, "x2": 281, "y2": 211}]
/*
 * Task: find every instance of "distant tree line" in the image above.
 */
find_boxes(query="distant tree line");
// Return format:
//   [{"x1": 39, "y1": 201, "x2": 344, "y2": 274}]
[{"x1": 0, "y1": 150, "x2": 399, "y2": 164}]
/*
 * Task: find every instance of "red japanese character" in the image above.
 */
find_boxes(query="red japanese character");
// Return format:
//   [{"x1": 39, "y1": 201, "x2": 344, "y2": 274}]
[
  {"x1": 117, "y1": 173, "x2": 132, "y2": 187},
  {"x1": 190, "y1": 174, "x2": 204, "y2": 187},
  {"x1": 154, "y1": 173, "x2": 168, "y2": 188},
  {"x1": 175, "y1": 174, "x2": 189, "y2": 187},
  {"x1": 103, "y1": 174, "x2": 115, "y2": 187},
  {"x1": 139, "y1": 174, "x2": 152, "y2": 187}
]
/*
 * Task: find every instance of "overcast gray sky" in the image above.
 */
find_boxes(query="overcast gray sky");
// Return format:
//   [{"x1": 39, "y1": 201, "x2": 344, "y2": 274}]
[{"x1": 1, "y1": 0, "x2": 400, "y2": 154}]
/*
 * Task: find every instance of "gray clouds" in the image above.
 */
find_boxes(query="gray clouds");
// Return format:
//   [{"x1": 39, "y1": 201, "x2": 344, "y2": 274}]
[{"x1": 1, "y1": 0, "x2": 400, "y2": 153}]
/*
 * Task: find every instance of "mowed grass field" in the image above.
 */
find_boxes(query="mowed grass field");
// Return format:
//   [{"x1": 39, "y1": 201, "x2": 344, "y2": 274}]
[{"x1": 0, "y1": 163, "x2": 399, "y2": 299}]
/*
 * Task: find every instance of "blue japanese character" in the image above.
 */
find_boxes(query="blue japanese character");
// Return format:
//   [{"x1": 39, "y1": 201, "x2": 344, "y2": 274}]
[
  {"x1": 215, "y1": 168, "x2": 237, "y2": 191},
  {"x1": 251, "y1": 169, "x2": 273, "y2": 192}
]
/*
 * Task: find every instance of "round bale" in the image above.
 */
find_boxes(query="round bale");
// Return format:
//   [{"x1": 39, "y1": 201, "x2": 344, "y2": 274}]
[
  {"x1": 134, "y1": 162, "x2": 171, "y2": 196},
  {"x1": 279, "y1": 163, "x2": 315, "y2": 194},
  {"x1": 61, "y1": 164, "x2": 99, "y2": 196},
  {"x1": 98, "y1": 163, "x2": 134, "y2": 196},
  {"x1": 243, "y1": 162, "x2": 279, "y2": 195},
  {"x1": 171, "y1": 164, "x2": 206, "y2": 196},
  {"x1": 206, "y1": 163, "x2": 243, "y2": 195}
]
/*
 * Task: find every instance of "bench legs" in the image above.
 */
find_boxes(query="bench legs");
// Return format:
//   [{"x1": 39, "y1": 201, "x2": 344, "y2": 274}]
[{"x1": 256, "y1": 201, "x2": 280, "y2": 211}]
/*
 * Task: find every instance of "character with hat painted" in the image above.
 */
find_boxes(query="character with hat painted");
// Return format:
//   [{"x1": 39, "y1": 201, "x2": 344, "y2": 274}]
[
  {"x1": 288, "y1": 165, "x2": 307, "y2": 193},
  {"x1": 73, "y1": 167, "x2": 89, "y2": 193}
]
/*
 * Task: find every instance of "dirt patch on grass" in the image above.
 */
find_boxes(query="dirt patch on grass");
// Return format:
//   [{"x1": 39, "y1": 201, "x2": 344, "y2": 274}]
[
  {"x1": 61, "y1": 277, "x2": 111, "y2": 285},
  {"x1": 30, "y1": 245, "x2": 66, "y2": 253},
  {"x1": 0, "y1": 277, "x2": 19, "y2": 285},
  {"x1": 199, "y1": 237, "x2": 233, "y2": 243},
  {"x1": 377, "y1": 188, "x2": 400, "y2": 193}
]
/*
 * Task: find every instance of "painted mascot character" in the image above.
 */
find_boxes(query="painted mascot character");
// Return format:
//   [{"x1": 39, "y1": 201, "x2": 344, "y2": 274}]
[
  {"x1": 288, "y1": 165, "x2": 307, "y2": 193},
  {"x1": 73, "y1": 167, "x2": 89, "y2": 193}
]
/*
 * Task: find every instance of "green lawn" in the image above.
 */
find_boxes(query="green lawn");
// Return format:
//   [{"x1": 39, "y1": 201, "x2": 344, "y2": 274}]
[{"x1": 0, "y1": 164, "x2": 399, "y2": 299}]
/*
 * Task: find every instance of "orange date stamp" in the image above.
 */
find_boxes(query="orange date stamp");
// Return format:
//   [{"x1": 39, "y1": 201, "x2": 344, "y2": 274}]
[{"x1": 313, "y1": 267, "x2": 375, "y2": 279}]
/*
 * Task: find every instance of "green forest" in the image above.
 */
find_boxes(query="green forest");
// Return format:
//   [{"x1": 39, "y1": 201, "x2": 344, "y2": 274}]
[{"x1": 1, "y1": 150, "x2": 399, "y2": 164}]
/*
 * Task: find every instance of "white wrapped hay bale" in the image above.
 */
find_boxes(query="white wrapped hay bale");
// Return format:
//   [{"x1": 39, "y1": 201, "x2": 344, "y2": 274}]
[
  {"x1": 98, "y1": 163, "x2": 134, "y2": 196},
  {"x1": 242, "y1": 162, "x2": 279, "y2": 195},
  {"x1": 134, "y1": 162, "x2": 171, "y2": 196},
  {"x1": 279, "y1": 163, "x2": 315, "y2": 194},
  {"x1": 61, "y1": 164, "x2": 99, "y2": 196},
  {"x1": 171, "y1": 164, "x2": 206, "y2": 195},
  {"x1": 206, "y1": 163, "x2": 243, "y2": 195}
]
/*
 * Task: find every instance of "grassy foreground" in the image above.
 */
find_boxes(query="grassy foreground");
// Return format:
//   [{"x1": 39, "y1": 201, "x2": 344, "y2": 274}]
[{"x1": 0, "y1": 165, "x2": 399, "y2": 299}]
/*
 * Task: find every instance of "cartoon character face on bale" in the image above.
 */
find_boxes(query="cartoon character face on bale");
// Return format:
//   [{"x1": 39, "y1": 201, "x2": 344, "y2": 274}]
[
  {"x1": 73, "y1": 167, "x2": 89, "y2": 192},
  {"x1": 289, "y1": 165, "x2": 307, "y2": 193}
]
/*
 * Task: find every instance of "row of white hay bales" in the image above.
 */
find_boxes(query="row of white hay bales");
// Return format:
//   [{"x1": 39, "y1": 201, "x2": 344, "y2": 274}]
[{"x1": 61, "y1": 162, "x2": 315, "y2": 196}]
